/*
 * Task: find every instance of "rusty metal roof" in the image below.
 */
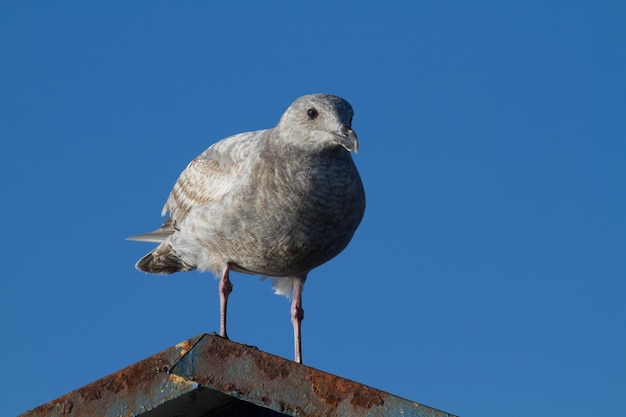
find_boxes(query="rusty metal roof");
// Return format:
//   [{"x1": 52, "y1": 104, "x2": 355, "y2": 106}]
[{"x1": 19, "y1": 333, "x2": 456, "y2": 417}]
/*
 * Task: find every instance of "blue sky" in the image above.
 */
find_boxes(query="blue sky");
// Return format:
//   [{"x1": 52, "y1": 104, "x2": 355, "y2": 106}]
[{"x1": 2, "y1": 2, "x2": 625, "y2": 416}]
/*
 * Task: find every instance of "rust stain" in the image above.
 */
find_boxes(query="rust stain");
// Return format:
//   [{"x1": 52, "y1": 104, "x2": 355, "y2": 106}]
[
  {"x1": 188, "y1": 337, "x2": 250, "y2": 396},
  {"x1": 174, "y1": 338, "x2": 195, "y2": 353},
  {"x1": 307, "y1": 369, "x2": 384, "y2": 409},
  {"x1": 351, "y1": 385, "x2": 385, "y2": 408},
  {"x1": 79, "y1": 356, "x2": 170, "y2": 401},
  {"x1": 251, "y1": 349, "x2": 292, "y2": 380},
  {"x1": 195, "y1": 335, "x2": 386, "y2": 414},
  {"x1": 25, "y1": 356, "x2": 172, "y2": 416},
  {"x1": 21, "y1": 335, "x2": 203, "y2": 417},
  {"x1": 204, "y1": 334, "x2": 247, "y2": 360}
]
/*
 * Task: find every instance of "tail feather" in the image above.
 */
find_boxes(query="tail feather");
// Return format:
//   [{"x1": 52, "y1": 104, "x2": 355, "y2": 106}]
[
  {"x1": 136, "y1": 243, "x2": 195, "y2": 274},
  {"x1": 127, "y1": 217, "x2": 177, "y2": 243}
]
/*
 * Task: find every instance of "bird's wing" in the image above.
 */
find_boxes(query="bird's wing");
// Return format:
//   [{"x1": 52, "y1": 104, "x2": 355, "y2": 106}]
[
  {"x1": 127, "y1": 129, "x2": 267, "y2": 243},
  {"x1": 162, "y1": 129, "x2": 267, "y2": 225}
]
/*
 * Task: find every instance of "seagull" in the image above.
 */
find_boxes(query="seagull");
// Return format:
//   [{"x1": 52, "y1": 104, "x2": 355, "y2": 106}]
[{"x1": 129, "y1": 94, "x2": 365, "y2": 363}]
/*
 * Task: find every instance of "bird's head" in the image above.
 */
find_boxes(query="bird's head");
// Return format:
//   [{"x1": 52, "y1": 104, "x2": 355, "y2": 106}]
[{"x1": 277, "y1": 94, "x2": 359, "y2": 153}]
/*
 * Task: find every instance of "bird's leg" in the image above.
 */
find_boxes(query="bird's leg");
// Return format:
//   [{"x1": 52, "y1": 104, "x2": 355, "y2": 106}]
[
  {"x1": 291, "y1": 278, "x2": 305, "y2": 364},
  {"x1": 219, "y1": 264, "x2": 233, "y2": 339}
]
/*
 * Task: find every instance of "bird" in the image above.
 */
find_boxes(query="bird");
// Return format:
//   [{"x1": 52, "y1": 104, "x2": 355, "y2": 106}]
[{"x1": 128, "y1": 94, "x2": 365, "y2": 363}]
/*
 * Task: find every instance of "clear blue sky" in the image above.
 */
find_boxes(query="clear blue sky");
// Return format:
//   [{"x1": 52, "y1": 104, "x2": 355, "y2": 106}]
[{"x1": 2, "y1": 2, "x2": 624, "y2": 416}]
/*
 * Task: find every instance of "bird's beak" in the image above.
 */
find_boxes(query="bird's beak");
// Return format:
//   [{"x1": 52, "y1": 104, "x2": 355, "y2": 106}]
[{"x1": 334, "y1": 126, "x2": 359, "y2": 153}]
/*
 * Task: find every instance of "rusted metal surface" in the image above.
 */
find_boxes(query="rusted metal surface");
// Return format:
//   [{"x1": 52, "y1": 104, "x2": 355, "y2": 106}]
[
  {"x1": 170, "y1": 335, "x2": 455, "y2": 417},
  {"x1": 20, "y1": 334, "x2": 457, "y2": 417},
  {"x1": 19, "y1": 335, "x2": 204, "y2": 417}
]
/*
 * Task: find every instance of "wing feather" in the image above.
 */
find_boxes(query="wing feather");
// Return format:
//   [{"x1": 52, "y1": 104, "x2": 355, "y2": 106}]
[{"x1": 162, "y1": 129, "x2": 267, "y2": 224}]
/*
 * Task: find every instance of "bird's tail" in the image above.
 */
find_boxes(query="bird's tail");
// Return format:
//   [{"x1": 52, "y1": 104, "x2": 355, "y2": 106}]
[
  {"x1": 127, "y1": 217, "x2": 177, "y2": 243},
  {"x1": 135, "y1": 242, "x2": 196, "y2": 274},
  {"x1": 128, "y1": 217, "x2": 194, "y2": 274}
]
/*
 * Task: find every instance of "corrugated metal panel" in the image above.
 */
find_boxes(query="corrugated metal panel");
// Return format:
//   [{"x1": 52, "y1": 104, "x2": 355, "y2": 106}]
[{"x1": 19, "y1": 334, "x2": 456, "y2": 417}]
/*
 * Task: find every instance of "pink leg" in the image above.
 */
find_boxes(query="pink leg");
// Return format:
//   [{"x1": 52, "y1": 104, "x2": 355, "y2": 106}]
[
  {"x1": 219, "y1": 264, "x2": 233, "y2": 339},
  {"x1": 291, "y1": 278, "x2": 305, "y2": 364}
]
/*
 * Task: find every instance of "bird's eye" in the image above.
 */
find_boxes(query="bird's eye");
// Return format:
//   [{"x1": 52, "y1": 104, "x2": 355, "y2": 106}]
[{"x1": 307, "y1": 108, "x2": 318, "y2": 119}]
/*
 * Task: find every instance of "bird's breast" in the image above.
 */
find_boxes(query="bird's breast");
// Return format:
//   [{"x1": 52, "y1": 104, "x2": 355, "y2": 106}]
[{"x1": 227, "y1": 150, "x2": 364, "y2": 276}]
